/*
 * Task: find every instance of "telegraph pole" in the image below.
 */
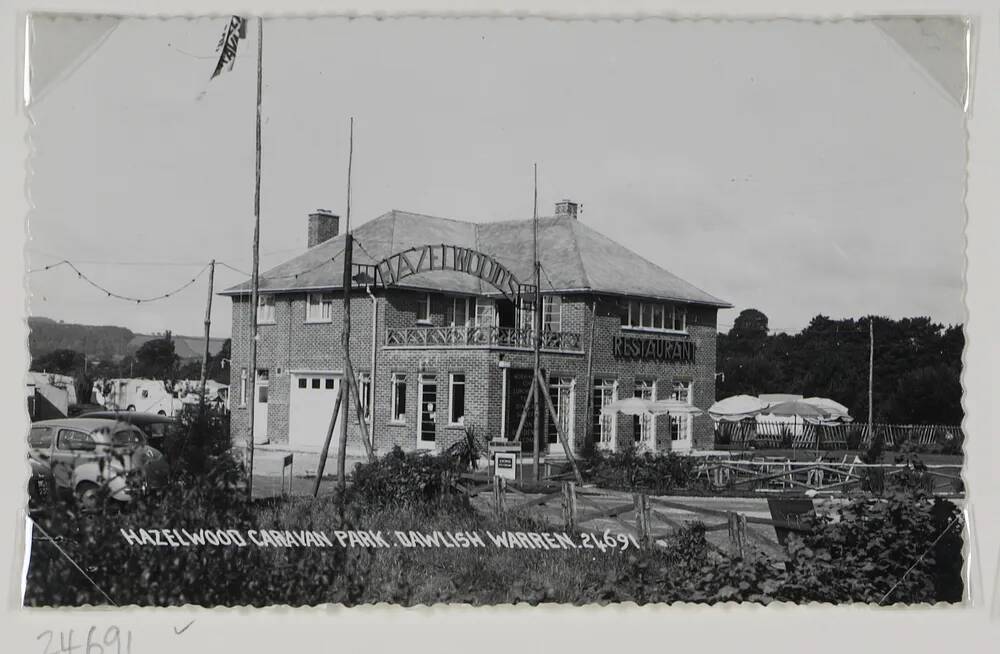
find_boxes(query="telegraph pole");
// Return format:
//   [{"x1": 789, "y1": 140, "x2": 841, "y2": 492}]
[
  {"x1": 337, "y1": 118, "x2": 356, "y2": 491},
  {"x1": 199, "y1": 259, "x2": 216, "y2": 407},
  {"x1": 532, "y1": 164, "x2": 542, "y2": 482},
  {"x1": 245, "y1": 17, "x2": 264, "y2": 499},
  {"x1": 868, "y1": 316, "x2": 874, "y2": 429}
]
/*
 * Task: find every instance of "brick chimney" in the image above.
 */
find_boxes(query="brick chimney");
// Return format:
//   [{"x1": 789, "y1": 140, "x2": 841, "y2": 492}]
[
  {"x1": 307, "y1": 209, "x2": 340, "y2": 248},
  {"x1": 555, "y1": 199, "x2": 580, "y2": 219}
]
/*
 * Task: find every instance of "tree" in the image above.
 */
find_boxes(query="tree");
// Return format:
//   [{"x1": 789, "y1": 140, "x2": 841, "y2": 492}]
[
  {"x1": 731, "y1": 308, "x2": 769, "y2": 340},
  {"x1": 134, "y1": 336, "x2": 179, "y2": 382},
  {"x1": 30, "y1": 348, "x2": 84, "y2": 375}
]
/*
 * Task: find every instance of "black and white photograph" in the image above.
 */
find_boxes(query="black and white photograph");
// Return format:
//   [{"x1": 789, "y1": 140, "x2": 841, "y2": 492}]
[{"x1": 19, "y1": 13, "x2": 969, "y2": 608}]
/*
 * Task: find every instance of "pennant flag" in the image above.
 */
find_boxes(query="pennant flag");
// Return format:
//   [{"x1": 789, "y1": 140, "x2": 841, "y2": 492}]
[{"x1": 210, "y1": 15, "x2": 247, "y2": 79}]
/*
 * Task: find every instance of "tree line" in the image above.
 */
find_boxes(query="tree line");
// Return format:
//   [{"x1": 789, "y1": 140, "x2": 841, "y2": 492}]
[{"x1": 717, "y1": 309, "x2": 964, "y2": 425}]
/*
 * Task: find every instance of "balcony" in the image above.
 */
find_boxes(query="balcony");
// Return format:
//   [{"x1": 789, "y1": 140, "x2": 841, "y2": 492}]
[{"x1": 384, "y1": 325, "x2": 583, "y2": 353}]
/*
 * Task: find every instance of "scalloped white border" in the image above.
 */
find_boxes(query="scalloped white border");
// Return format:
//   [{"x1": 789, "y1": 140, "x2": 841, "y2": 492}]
[{"x1": 3, "y1": 2, "x2": 995, "y2": 651}]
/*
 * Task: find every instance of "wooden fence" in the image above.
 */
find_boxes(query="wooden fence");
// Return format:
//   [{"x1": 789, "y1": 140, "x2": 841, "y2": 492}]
[
  {"x1": 451, "y1": 473, "x2": 810, "y2": 556},
  {"x1": 715, "y1": 421, "x2": 964, "y2": 450},
  {"x1": 690, "y1": 458, "x2": 964, "y2": 496}
]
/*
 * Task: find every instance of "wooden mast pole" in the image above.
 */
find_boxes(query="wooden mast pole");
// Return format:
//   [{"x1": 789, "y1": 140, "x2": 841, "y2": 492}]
[
  {"x1": 336, "y1": 118, "x2": 356, "y2": 491},
  {"x1": 532, "y1": 163, "x2": 542, "y2": 482},
  {"x1": 199, "y1": 259, "x2": 216, "y2": 407},
  {"x1": 245, "y1": 17, "x2": 264, "y2": 499}
]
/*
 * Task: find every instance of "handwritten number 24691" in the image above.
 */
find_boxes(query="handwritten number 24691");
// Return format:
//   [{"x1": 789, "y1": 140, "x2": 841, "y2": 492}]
[{"x1": 38, "y1": 627, "x2": 131, "y2": 654}]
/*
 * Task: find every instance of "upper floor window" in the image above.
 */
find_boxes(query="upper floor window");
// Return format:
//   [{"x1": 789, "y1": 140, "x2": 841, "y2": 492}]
[
  {"x1": 475, "y1": 298, "x2": 495, "y2": 328},
  {"x1": 257, "y1": 294, "x2": 276, "y2": 324},
  {"x1": 625, "y1": 300, "x2": 686, "y2": 333},
  {"x1": 416, "y1": 293, "x2": 432, "y2": 324},
  {"x1": 542, "y1": 296, "x2": 562, "y2": 332},
  {"x1": 448, "y1": 297, "x2": 472, "y2": 327},
  {"x1": 306, "y1": 292, "x2": 334, "y2": 322}
]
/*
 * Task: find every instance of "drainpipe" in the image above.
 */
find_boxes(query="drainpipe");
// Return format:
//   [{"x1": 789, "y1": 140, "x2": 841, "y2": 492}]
[{"x1": 366, "y1": 285, "x2": 378, "y2": 449}]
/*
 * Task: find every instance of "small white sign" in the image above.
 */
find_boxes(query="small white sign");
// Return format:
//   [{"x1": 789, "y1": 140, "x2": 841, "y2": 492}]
[{"x1": 494, "y1": 452, "x2": 517, "y2": 481}]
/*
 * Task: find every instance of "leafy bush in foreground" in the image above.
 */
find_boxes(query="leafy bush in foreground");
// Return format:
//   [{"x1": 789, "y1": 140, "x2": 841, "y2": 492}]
[
  {"x1": 347, "y1": 446, "x2": 467, "y2": 511},
  {"x1": 584, "y1": 449, "x2": 697, "y2": 494}
]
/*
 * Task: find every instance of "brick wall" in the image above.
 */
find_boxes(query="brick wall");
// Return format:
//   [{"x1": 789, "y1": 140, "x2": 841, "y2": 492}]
[{"x1": 229, "y1": 289, "x2": 720, "y2": 456}]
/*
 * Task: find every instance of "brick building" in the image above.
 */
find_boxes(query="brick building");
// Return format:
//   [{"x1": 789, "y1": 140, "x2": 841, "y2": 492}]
[{"x1": 222, "y1": 202, "x2": 731, "y2": 459}]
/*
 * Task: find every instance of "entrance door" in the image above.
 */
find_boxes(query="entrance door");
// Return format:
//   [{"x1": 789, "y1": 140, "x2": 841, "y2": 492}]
[
  {"x1": 592, "y1": 378, "x2": 618, "y2": 450},
  {"x1": 417, "y1": 374, "x2": 437, "y2": 450},
  {"x1": 504, "y1": 367, "x2": 543, "y2": 452},
  {"x1": 546, "y1": 377, "x2": 575, "y2": 452},
  {"x1": 252, "y1": 369, "x2": 269, "y2": 444},
  {"x1": 669, "y1": 381, "x2": 694, "y2": 452},
  {"x1": 289, "y1": 373, "x2": 343, "y2": 451},
  {"x1": 633, "y1": 380, "x2": 656, "y2": 447}
]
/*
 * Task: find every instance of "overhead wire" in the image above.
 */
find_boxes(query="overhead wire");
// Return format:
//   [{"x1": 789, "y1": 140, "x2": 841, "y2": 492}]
[{"x1": 27, "y1": 259, "x2": 211, "y2": 304}]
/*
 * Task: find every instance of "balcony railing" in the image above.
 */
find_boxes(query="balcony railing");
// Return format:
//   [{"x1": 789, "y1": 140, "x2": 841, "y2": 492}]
[{"x1": 384, "y1": 325, "x2": 583, "y2": 352}]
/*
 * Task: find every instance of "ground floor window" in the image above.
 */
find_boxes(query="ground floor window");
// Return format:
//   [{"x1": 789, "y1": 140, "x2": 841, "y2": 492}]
[
  {"x1": 449, "y1": 373, "x2": 466, "y2": 425},
  {"x1": 360, "y1": 372, "x2": 371, "y2": 423},
  {"x1": 633, "y1": 380, "x2": 656, "y2": 444},
  {"x1": 670, "y1": 381, "x2": 693, "y2": 441},
  {"x1": 390, "y1": 373, "x2": 407, "y2": 422},
  {"x1": 592, "y1": 378, "x2": 617, "y2": 447},
  {"x1": 418, "y1": 374, "x2": 437, "y2": 447}
]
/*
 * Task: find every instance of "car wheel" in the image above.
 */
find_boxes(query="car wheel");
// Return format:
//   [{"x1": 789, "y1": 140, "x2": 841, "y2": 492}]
[
  {"x1": 74, "y1": 482, "x2": 104, "y2": 513},
  {"x1": 157, "y1": 410, "x2": 166, "y2": 416},
  {"x1": 127, "y1": 405, "x2": 136, "y2": 412}
]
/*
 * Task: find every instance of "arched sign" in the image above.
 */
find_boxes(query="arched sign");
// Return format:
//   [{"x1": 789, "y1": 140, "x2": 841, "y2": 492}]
[{"x1": 357, "y1": 244, "x2": 532, "y2": 302}]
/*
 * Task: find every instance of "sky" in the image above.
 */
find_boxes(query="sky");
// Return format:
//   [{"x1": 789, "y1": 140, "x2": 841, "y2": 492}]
[{"x1": 25, "y1": 16, "x2": 967, "y2": 338}]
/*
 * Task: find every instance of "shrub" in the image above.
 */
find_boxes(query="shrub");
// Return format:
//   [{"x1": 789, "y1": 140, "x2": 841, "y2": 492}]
[
  {"x1": 24, "y1": 453, "x2": 368, "y2": 607},
  {"x1": 584, "y1": 449, "x2": 696, "y2": 495},
  {"x1": 347, "y1": 447, "x2": 466, "y2": 512},
  {"x1": 780, "y1": 493, "x2": 963, "y2": 604}
]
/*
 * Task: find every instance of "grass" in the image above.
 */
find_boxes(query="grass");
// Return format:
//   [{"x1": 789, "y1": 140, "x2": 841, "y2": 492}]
[{"x1": 254, "y1": 496, "x2": 633, "y2": 605}]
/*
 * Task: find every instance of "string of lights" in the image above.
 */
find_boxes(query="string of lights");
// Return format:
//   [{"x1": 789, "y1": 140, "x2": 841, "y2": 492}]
[{"x1": 27, "y1": 259, "x2": 211, "y2": 304}]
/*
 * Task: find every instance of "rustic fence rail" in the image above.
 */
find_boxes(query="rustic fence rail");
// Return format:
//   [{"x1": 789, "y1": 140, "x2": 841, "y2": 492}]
[
  {"x1": 453, "y1": 475, "x2": 814, "y2": 555},
  {"x1": 715, "y1": 421, "x2": 964, "y2": 450}
]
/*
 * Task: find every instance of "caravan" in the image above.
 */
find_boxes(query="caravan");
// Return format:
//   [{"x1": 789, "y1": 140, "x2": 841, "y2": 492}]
[{"x1": 92, "y1": 378, "x2": 184, "y2": 416}]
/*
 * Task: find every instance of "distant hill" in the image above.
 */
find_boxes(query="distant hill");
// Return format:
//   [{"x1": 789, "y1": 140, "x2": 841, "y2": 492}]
[
  {"x1": 28, "y1": 317, "x2": 135, "y2": 360},
  {"x1": 28, "y1": 317, "x2": 228, "y2": 362}
]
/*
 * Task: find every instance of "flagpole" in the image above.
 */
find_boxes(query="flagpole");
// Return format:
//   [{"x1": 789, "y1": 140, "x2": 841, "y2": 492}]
[
  {"x1": 246, "y1": 16, "x2": 263, "y2": 499},
  {"x1": 532, "y1": 163, "x2": 541, "y2": 482}
]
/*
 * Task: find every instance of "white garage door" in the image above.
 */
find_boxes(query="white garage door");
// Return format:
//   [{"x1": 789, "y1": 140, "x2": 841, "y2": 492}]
[{"x1": 289, "y1": 373, "x2": 343, "y2": 451}]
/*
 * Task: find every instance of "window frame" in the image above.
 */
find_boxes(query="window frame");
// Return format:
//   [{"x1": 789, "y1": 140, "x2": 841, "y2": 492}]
[
  {"x1": 305, "y1": 292, "x2": 335, "y2": 323},
  {"x1": 448, "y1": 297, "x2": 472, "y2": 328},
  {"x1": 415, "y1": 293, "x2": 432, "y2": 325},
  {"x1": 624, "y1": 300, "x2": 688, "y2": 334},
  {"x1": 542, "y1": 296, "x2": 562, "y2": 333},
  {"x1": 390, "y1": 373, "x2": 407, "y2": 424},
  {"x1": 256, "y1": 294, "x2": 276, "y2": 325},
  {"x1": 475, "y1": 298, "x2": 496, "y2": 328},
  {"x1": 359, "y1": 372, "x2": 372, "y2": 424},
  {"x1": 239, "y1": 368, "x2": 248, "y2": 408},
  {"x1": 448, "y1": 373, "x2": 466, "y2": 427}
]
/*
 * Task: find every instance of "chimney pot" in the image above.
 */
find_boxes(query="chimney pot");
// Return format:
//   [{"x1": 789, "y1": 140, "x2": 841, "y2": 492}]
[
  {"x1": 555, "y1": 199, "x2": 580, "y2": 219},
  {"x1": 308, "y1": 209, "x2": 340, "y2": 247}
]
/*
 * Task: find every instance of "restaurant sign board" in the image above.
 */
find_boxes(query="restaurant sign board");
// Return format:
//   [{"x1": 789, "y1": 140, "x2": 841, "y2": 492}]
[{"x1": 612, "y1": 334, "x2": 696, "y2": 363}]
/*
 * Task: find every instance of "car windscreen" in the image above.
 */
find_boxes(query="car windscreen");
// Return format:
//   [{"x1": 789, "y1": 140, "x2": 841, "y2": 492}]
[
  {"x1": 146, "y1": 422, "x2": 169, "y2": 437},
  {"x1": 111, "y1": 429, "x2": 144, "y2": 447}
]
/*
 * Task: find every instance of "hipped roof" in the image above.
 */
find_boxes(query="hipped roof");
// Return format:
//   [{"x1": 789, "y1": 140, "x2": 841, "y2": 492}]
[{"x1": 221, "y1": 210, "x2": 730, "y2": 307}]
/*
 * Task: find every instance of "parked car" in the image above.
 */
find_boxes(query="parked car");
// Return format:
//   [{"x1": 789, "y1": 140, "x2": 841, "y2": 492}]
[
  {"x1": 78, "y1": 411, "x2": 178, "y2": 450},
  {"x1": 28, "y1": 417, "x2": 169, "y2": 512}
]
